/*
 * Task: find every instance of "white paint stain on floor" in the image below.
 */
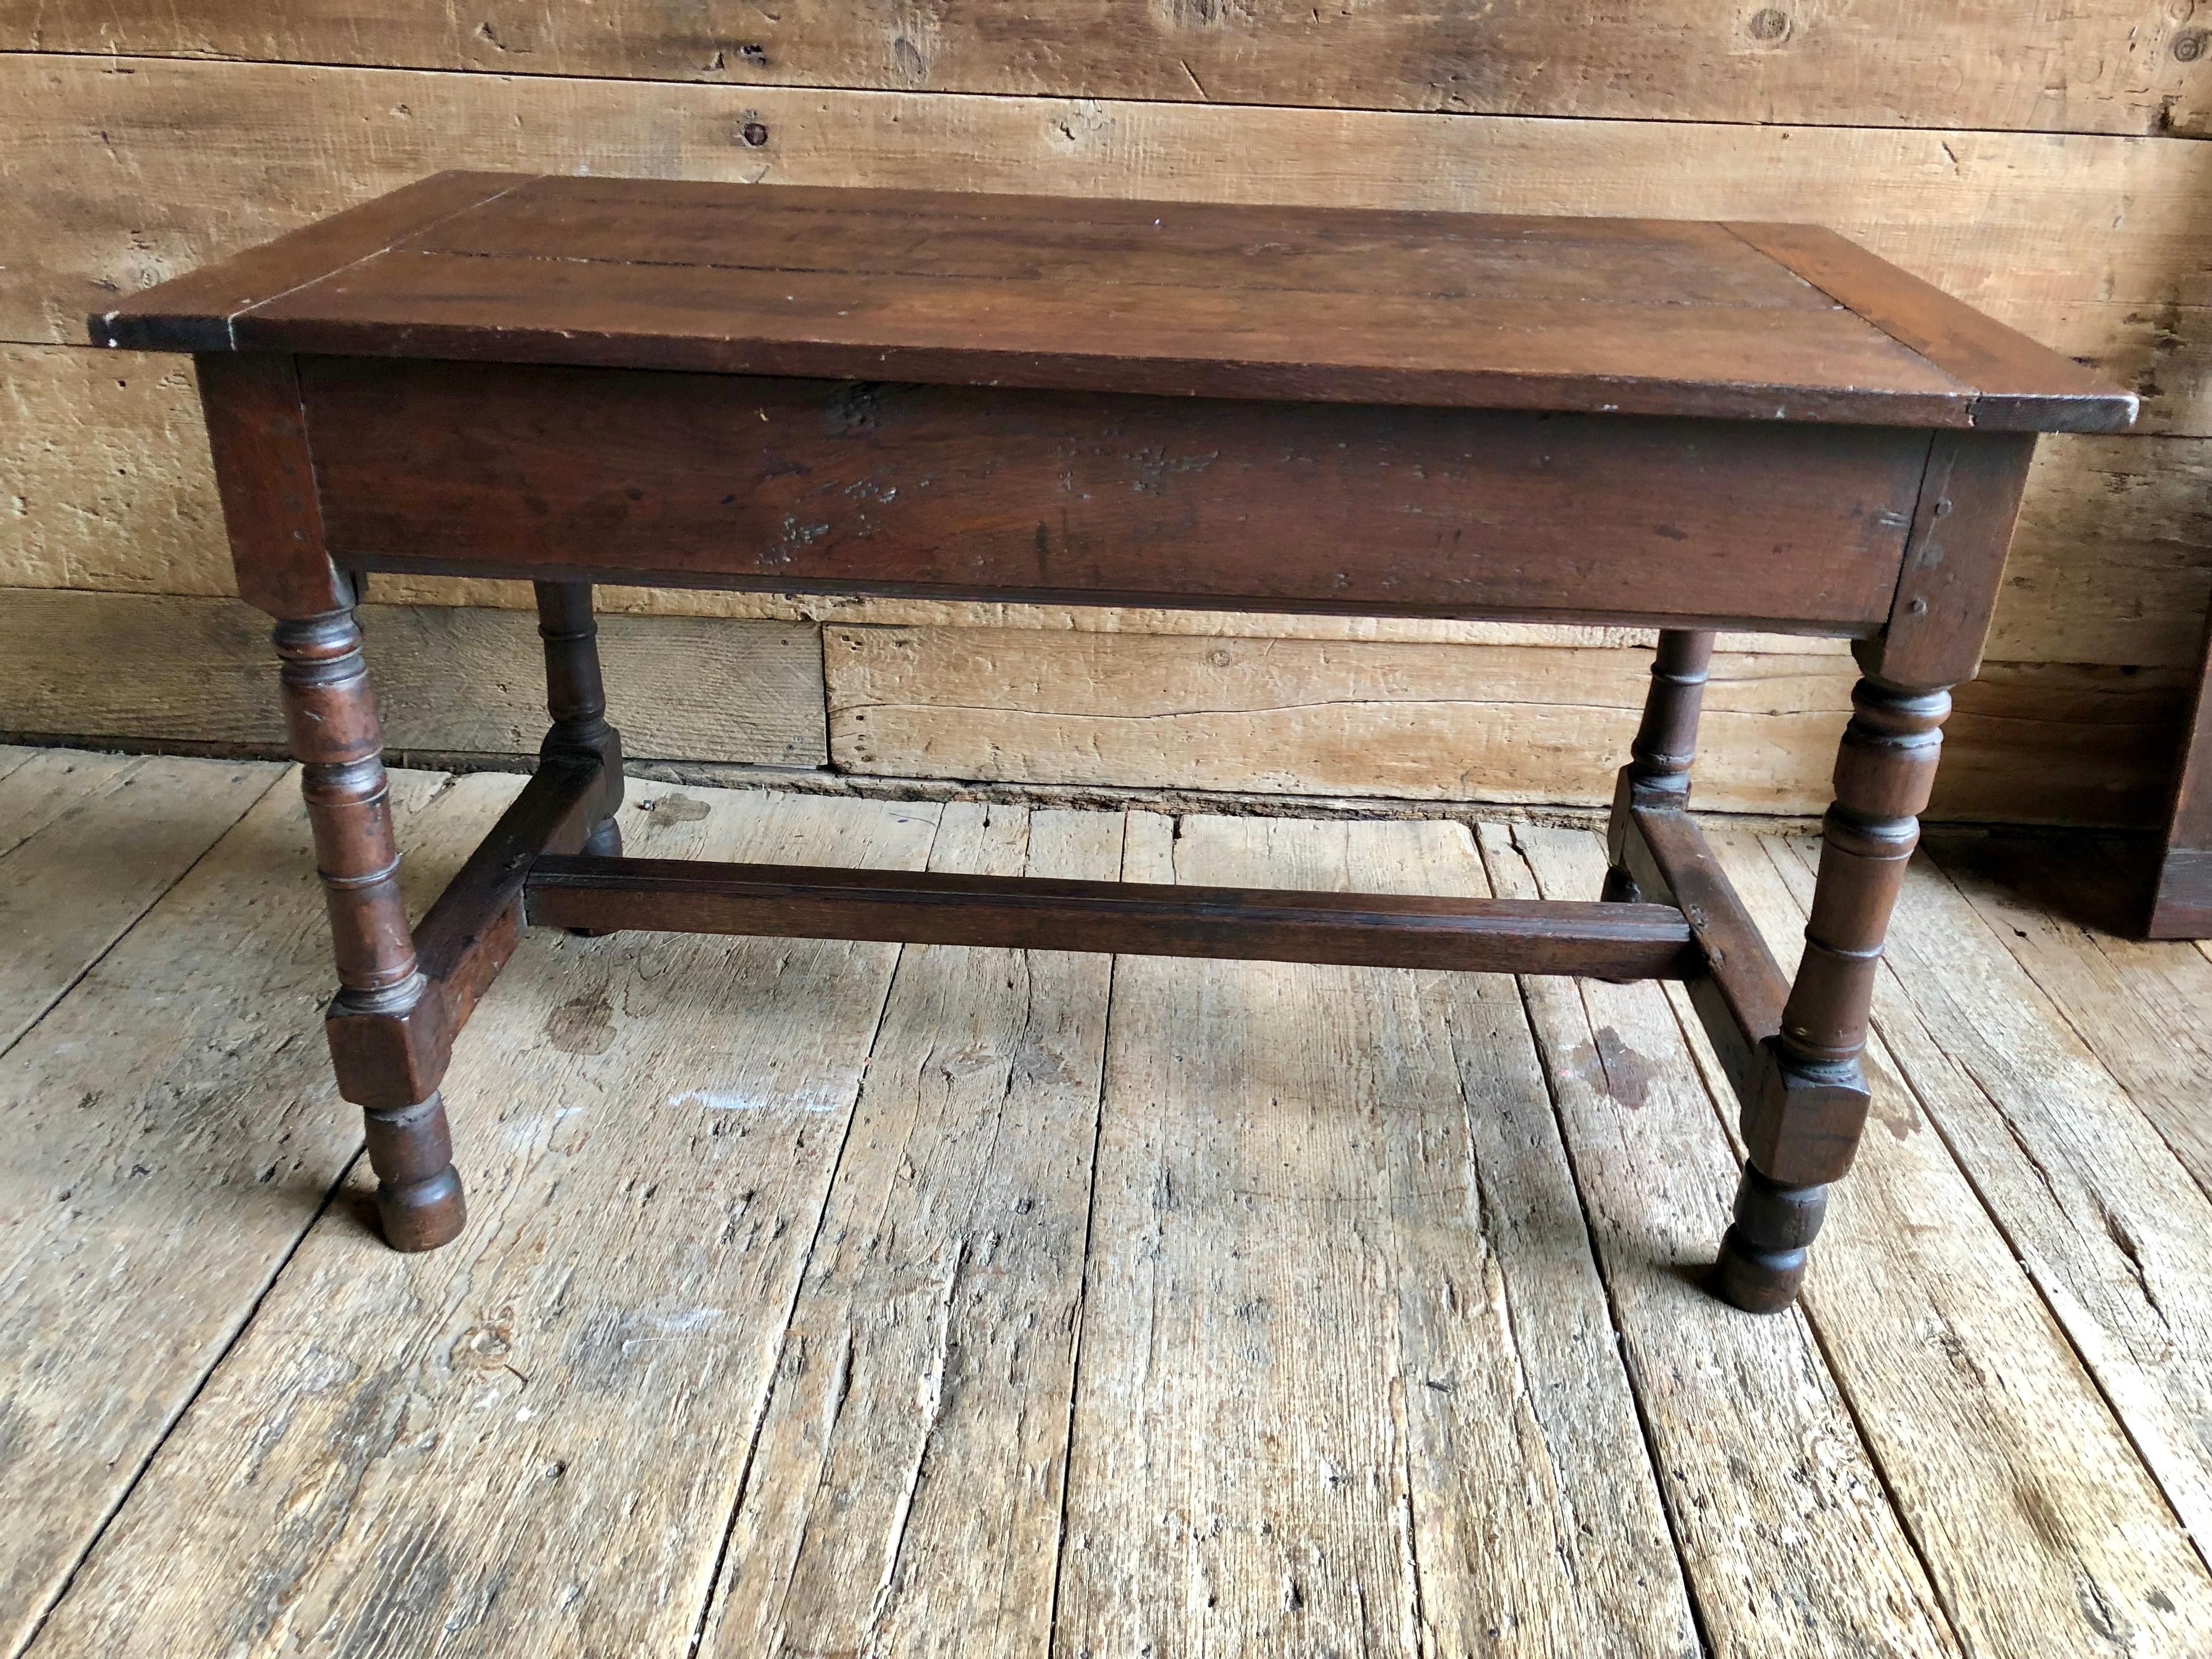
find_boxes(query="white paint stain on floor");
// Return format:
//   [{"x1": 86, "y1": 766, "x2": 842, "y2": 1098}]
[{"x1": 667, "y1": 1086, "x2": 849, "y2": 1114}]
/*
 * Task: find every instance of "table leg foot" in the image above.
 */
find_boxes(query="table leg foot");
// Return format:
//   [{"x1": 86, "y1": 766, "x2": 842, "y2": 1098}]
[
  {"x1": 1714, "y1": 1164, "x2": 1827, "y2": 1313},
  {"x1": 565, "y1": 815, "x2": 625, "y2": 936},
  {"x1": 1714, "y1": 654, "x2": 1950, "y2": 1311},
  {"x1": 364, "y1": 1092, "x2": 468, "y2": 1251}
]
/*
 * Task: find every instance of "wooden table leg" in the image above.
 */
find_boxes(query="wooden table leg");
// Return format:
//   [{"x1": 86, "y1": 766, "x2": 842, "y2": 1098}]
[
  {"x1": 276, "y1": 609, "x2": 466, "y2": 1251},
  {"x1": 1604, "y1": 629, "x2": 1716, "y2": 902},
  {"x1": 534, "y1": 580, "x2": 625, "y2": 857},
  {"x1": 1718, "y1": 651, "x2": 1950, "y2": 1312},
  {"x1": 535, "y1": 582, "x2": 626, "y2": 940}
]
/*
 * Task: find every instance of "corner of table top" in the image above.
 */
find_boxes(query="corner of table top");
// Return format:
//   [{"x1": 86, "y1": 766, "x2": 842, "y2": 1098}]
[
  {"x1": 86, "y1": 170, "x2": 541, "y2": 355},
  {"x1": 1720, "y1": 219, "x2": 2138, "y2": 435}
]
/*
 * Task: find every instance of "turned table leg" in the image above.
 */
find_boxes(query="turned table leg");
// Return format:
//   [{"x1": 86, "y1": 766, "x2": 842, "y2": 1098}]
[
  {"x1": 535, "y1": 581, "x2": 625, "y2": 858},
  {"x1": 535, "y1": 582, "x2": 627, "y2": 939},
  {"x1": 276, "y1": 610, "x2": 467, "y2": 1250},
  {"x1": 1717, "y1": 655, "x2": 1950, "y2": 1312},
  {"x1": 1604, "y1": 629, "x2": 1716, "y2": 902}
]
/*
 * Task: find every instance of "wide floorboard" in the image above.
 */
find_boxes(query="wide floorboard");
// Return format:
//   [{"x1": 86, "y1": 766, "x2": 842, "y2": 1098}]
[{"x1": 3, "y1": 752, "x2": 2210, "y2": 1657}]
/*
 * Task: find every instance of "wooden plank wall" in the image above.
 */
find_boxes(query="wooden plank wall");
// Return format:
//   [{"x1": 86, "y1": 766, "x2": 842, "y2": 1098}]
[{"x1": 3, "y1": 8, "x2": 2208, "y2": 823}]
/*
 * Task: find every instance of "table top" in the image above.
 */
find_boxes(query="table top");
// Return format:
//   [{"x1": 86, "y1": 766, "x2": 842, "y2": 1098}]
[{"x1": 93, "y1": 170, "x2": 2133, "y2": 432}]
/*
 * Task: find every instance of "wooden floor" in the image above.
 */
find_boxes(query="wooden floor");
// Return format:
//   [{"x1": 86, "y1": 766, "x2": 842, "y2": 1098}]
[{"x1": 4, "y1": 745, "x2": 2212, "y2": 1657}]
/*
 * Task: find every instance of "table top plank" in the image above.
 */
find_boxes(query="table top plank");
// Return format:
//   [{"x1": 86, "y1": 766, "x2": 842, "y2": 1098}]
[
  {"x1": 92, "y1": 170, "x2": 2135, "y2": 431},
  {"x1": 412, "y1": 176, "x2": 1833, "y2": 311},
  {"x1": 238, "y1": 245, "x2": 1979, "y2": 423},
  {"x1": 89, "y1": 171, "x2": 529, "y2": 353},
  {"x1": 1723, "y1": 222, "x2": 2132, "y2": 432}
]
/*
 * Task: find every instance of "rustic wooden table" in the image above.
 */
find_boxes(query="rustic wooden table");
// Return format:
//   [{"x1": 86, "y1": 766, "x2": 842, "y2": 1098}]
[{"x1": 95, "y1": 172, "x2": 2134, "y2": 1312}]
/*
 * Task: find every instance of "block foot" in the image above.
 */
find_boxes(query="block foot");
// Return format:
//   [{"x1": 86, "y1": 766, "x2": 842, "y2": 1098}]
[
  {"x1": 1714, "y1": 1228, "x2": 1808, "y2": 1313},
  {"x1": 364, "y1": 1091, "x2": 468, "y2": 1252},
  {"x1": 1712, "y1": 1164, "x2": 1826, "y2": 1314}
]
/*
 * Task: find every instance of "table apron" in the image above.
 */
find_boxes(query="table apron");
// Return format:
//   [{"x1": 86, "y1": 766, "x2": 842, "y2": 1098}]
[{"x1": 296, "y1": 356, "x2": 1928, "y2": 632}]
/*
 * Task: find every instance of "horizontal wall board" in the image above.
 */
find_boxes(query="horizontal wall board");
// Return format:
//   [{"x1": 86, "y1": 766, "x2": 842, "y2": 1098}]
[
  {"x1": 2, "y1": 345, "x2": 220, "y2": 595},
  {"x1": 824, "y1": 625, "x2": 2192, "y2": 827},
  {"x1": 7, "y1": 342, "x2": 2209, "y2": 671},
  {"x1": 13, "y1": 58, "x2": 2212, "y2": 432},
  {"x1": 0, "y1": 590, "x2": 827, "y2": 766},
  {"x1": 0, "y1": 594, "x2": 2186, "y2": 825},
  {"x1": 4, "y1": 1, "x2": 2204, "y2": 138}
]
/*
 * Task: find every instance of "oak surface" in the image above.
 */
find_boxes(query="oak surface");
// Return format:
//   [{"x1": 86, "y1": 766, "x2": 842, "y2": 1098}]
[{"x1": 18, "y1": 59, "x2": 2203, "y2": 431}]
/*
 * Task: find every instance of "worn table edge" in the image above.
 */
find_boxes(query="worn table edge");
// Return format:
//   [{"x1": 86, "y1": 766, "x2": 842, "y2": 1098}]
[
  {"x1": 87, "y1": 170, "x2": 538, "y2": 353},
  {"x1": 83, "y1": 173, "x2": 2134, "y2": 433}
]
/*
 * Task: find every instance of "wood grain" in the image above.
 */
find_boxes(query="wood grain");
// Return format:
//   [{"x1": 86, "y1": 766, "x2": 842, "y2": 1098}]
[
  {"x1": 111, "y1": 174, "x2": 2109, "y2": 427},
  {"x1": 1770, "y1": 832, "x2": 2212, "y2": 1564},
  {"x1": 29, "y1": 782, "x2": 941, "y2": 1656},
  {"x1": 303, "y1": 357, "x2": 1925, "y2": 627},
  {"x1": 0, "y1": 765, "x2": 509, "y2": 1656},
  {"x1": 523, "y1": 852, "x2": 1699, "y2": 979},
  {"x1": 11, "y1": 342, "x2": 2205, "y2": 672},
  {"x1": 694, "y1": 801, "x2": 1118, "y2": 1658},
  {"x1": 1696, "y1": 822, "x2": 2212, "y2": 1654},
  {"x1": 0, "y1": 589, "x2": 826, "y2": 768},
  {"x1": 11, "y1": 753, "x2": 2212, "y2": 1654},
  {"x1": 1923, "y1": 834, "x2": 2212, "y2": 1195},
  {"x1": 827, "y1": 626, "x2": 2196, "y2": 826},
  {"x1": 1487, "y1": 822, "x2": 1961, "y2": 1659},
  {"x1": 1056, "y1": 811, "x2": 1699, "y2": 1655},
  {"x1": 0, "y1": 749, "x2": 280, "y2": 1052},
  {"x1": 4, "y1": 0, "x2": 2202, "y2": 137},
  {"x1": 1726, "y1": 222, "x2": 2132, "y2": 431},
  {"x1": 0, "y1": 347, "x2": 228, "y2": 597},
  {"x1": 1620, "y1": 803, "x2": 1789, "y2": 1109},
  {"x1": 1999, "y1": 435, "x2": 2212, "y2": 671},
  {"x1": 191, "y1": 351, "x2": 354, "y2": 619},
  {"x1": 12, "y1": 59, "x2": 2207, "y2": 430},
  {"x1": 1868, "y1": 430, "x2": 2038, "y2": 689},
  {"x1": 91, "y1": 172, "x2": 522, "y2": 352},
  {"x1": 0, "y1": 589, "x2": 2193, "y2": 826}
]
